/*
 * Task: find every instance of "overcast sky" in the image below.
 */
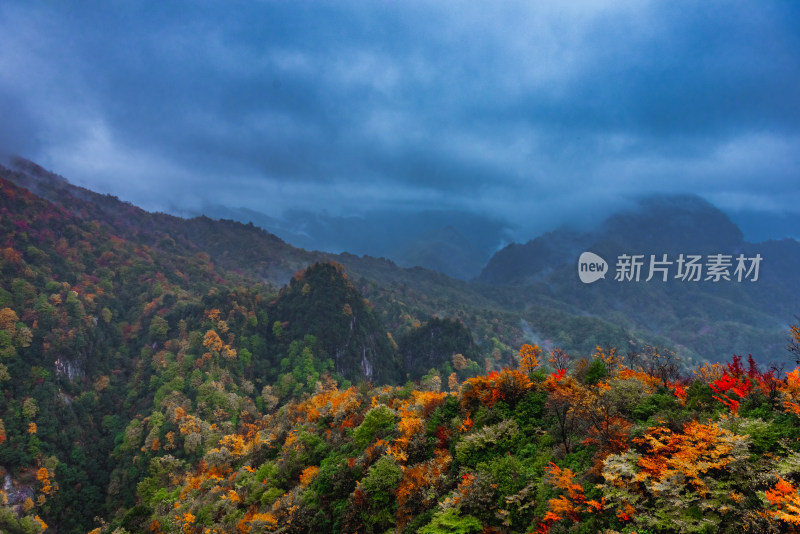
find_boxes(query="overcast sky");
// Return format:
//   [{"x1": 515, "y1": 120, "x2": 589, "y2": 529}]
[{"x1": 1, "y1": 1, "x2": 798, "y2": 241}]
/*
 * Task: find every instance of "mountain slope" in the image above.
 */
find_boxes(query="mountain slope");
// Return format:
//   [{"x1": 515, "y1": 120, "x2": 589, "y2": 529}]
[
  {"x1": 478, "y1": 195, "x2": 800, "y2": 365},
  {"x1": 3, "y1": 158, "x2": 647, "y2": 371},
  {"x1": 6, "y1": 158, "x2": 795, "y2": 367},
  {"x1": 2, "y1": 158, "x2": 799, "y2": 532},
  {"x1": 200, "y1": 204, "x2": 506, "y2": 280}
]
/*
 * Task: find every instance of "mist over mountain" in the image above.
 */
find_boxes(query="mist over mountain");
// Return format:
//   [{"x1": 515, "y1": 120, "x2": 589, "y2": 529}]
[
  {"x1": 2, "y1": 157, "x2": 800, "y2": 533},
  {"x1": 3, "y1": 1, "x2": 800, "y2": 530},
  {"x1": 6, "y1": 156, "x2": 797, "y2": 370},
  {"x1": 199, "y1": 204, "x2": 509, "y2": 280},
  {"x1": 727, "y1": 209, "x2": 800, "y2": 243},
  {"x1": 197, "y1": 192, "x2": 799, "y2": 286},
  {"x1": 479, "y1": 195, "x2": 800, "y2": 367},
  {"x1": 479, "y1": 195, "x2": 747, "y2": 285}
]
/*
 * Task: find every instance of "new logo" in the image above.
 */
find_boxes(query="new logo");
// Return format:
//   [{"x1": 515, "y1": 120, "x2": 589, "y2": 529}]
[{"x1": 578, "y1": 252, "x2": 608, "y2": 284}]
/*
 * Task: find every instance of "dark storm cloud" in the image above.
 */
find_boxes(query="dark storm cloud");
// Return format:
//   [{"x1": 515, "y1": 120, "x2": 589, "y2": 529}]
[{"x1": 0, "y1": 1, "x2": 798, "y2": 238}]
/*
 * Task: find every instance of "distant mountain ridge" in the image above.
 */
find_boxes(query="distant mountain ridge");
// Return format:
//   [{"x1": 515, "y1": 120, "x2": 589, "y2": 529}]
[
  {"x1": 4, "y1": 156, "x2": 800, "y2": 532},
  {"x1": 477, "y1": 195, "x2": 800, "y2": 366},
  {"x1": 200, "y1": 204, "x2": 508, "y2": 280},
  {"x1": 478, "y1": 195, "x2": 748, "y2": 285},
  {"x1": 3, "y1": 156, "x2": 798, "y2": 367},
  {"x1": 0, "y1": 157, "x2": 533, "y2": 379}
]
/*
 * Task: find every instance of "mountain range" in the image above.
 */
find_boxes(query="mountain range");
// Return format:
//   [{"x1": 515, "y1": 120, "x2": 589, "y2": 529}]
[
  {"x1": 198, "y1": 204, "x2": 507, "y2": 281},
  {"x1": 1, "y1": 156, "x2": 799, "y2": 532},
  {"x1": 4, "y1": 157, "x2": 798, "y2": 369}
]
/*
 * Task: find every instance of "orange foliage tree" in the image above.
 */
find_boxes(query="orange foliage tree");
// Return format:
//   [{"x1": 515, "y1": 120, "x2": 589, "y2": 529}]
[
  {"x1": 762, "y1": 476, "x2": 800, "y2": 531},
  {"x1": 538, "y1": 462, "x2": 603, "y2": 531},
  {"x1": 395, "y1": 450, "x2": 452, "y2": 528},
  {"x1": 543, "y1": 373, "x2": 585, "y2": 456},
  {"x1": 519, "y1": 343, "x2": 541, "y2": 375},
  {"x1": 780, "y1": 368, "x2": 800, "y2": 418},
  {"x1": 460, "y1": 369, "x2": 532, "y2": 411},
  {"x1": 600, "y1": 420, "x2": 750, "y2": 532},
  {"x1": 574, "y1": 381, "x2": 632, "y2": 471}
]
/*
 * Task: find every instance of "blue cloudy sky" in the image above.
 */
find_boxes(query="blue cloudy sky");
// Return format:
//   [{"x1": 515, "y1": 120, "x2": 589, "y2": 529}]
[{"x1": 1, "y1": 1, "x2": 798, "y2": 241}]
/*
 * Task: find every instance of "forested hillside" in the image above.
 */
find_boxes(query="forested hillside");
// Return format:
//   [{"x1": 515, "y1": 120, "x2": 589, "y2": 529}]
[
  {"x1": 478, "y1": 196, "x2": 800, "y2": 367},
  {"x1": 2, "y1": 157, "x2": 644, "y2": 374},
  {"x1": 0, "y1": 162, "x2": 522, "y2": 532},
  {"x1": 2, "y1": 162, "x2": 800, "y2": 533},
  {"x1": 113, "y1": 343, "x2": 800, "y2": 534}
]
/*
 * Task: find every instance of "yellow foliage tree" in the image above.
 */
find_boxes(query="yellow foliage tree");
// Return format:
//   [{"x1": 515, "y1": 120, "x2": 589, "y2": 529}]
[
  {"x1": 763, "y1": 476, "x2": 800, "y2": 531},
  {"x1": 448, "y1": 372, "x2": 459, "y2": 393},
  {"x1": 203, "y1": 330, "x2": 223, "y2": 352},
  {"x1": 0, "y1": 307, "x2": 18, "y2": 331},
  {"x1": 519, "y1": 343, "x2": 541, "y2": 374},
  {"x1": 600, "y1": 420, "x2": 750, "y2": 532},
  {"x1": 299, "y1": 466, "x2": 320, "y2": 487}
]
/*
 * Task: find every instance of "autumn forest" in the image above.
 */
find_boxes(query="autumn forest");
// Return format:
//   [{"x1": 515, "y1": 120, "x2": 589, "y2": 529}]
[{"x1": 3, "y1": 160, "x2": 800, "y2": 534}]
